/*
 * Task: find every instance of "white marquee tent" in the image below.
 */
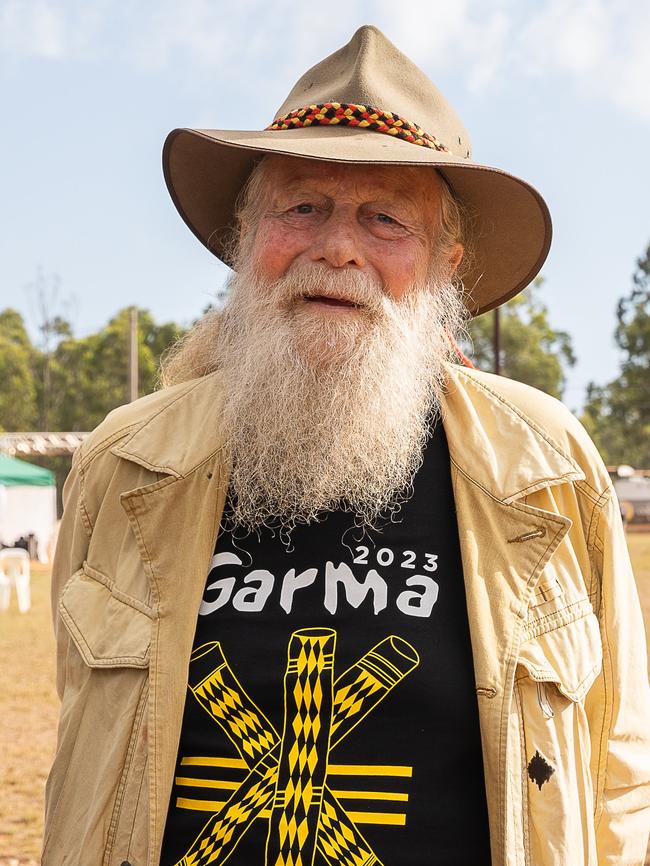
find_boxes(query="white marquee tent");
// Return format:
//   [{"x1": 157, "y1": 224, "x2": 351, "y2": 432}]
[{"x1": 0, "y1": 454, "x2": 57, "y2": 563}]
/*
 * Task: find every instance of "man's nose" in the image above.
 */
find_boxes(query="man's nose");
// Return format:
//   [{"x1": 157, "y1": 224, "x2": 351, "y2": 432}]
[{"x1": 308, "y1": 211, "x2": 365, "y2": 269}]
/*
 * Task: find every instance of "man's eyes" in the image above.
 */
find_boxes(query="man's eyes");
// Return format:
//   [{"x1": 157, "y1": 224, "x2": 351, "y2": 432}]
[
  {"x1": 283, "y1": 203, "x2": 407, "y2": 232},
  {"x1": 291, "y1": 203, "x2": 317, "y2": 215}
]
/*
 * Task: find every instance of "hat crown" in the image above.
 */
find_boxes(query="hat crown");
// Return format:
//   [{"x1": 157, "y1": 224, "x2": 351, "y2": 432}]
[{"x1": 275, "y1": 25, "x2": 472, "y2": 159}]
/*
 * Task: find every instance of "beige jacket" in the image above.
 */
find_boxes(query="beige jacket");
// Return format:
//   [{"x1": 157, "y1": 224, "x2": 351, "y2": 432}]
[{"x1": 43, "y1": 364, "x2": 650, "y2": 866}]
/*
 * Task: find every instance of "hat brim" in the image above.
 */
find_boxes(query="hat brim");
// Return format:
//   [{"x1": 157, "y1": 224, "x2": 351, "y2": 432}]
[{"x1": 163, "y1": 126, "x2": 552, "y2": 317}]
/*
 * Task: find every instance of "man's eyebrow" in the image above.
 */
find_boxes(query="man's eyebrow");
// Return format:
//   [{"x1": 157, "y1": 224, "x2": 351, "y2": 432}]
[{"x1": 270, "y1": 182, "x2": 330, "y2": 201}]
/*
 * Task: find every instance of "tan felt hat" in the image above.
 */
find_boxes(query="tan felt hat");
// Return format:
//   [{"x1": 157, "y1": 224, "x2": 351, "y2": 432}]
[{"x1": 163, "y1": 25, "x2": 552, "y2": 316}]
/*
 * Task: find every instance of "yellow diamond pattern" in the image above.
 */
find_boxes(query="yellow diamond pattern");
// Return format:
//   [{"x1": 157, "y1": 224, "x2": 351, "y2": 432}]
[{"x1": 174, "y1": 635, "x2": 419, "y2": 866}]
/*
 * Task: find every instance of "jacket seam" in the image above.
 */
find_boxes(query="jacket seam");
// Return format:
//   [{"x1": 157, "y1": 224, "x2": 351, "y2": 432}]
[
  {"x1": 514, "y1": 683, "x2": 531, "y2": 865},
  {"x1": 586, "y1": 506, "x2": 599, "y2": 604},
  {"x1": 584, "y1": 496, "x2": 601, "y2": 604},
  {"x1": 127, "y1": 751, "x2": 149, "y2": 862},
  {"x1": 78, "y1": 457, "x2": 95, "y2": 536},
  {"x1": 80, "y1": 424, "x2": 139, "y2": 470},
  {"x1": 497, "y1": 629, "x2": 523, "y2": 862},
  {"x1": 593, "y1": 504, "x2": 613, "y2": 832},
  {"x1": 515, "y1": 660, "x2": 600, "y2": 702},
  {"x1": 450, "y1": 461, "x2": 578, "y2": 538},
  {"x1": 121, "y1": 496, "x2": 160, "y2": 864},
  {"x1": 104, "y1": 677, "x2": 149, "y2": 864},
  {"x1": 522, "y1": 598, "x2": 594, "y2": 638},
  {"x1": 505, "y1": 473, "x2": 582, "y2": 500},
  {"x1": 112, "y1": 450, "x2": 178, "y2": 477},
  {"x1": 575, "y1": 478, "x2": 606, "y2": 504},
  {"x1": 82, "y1": 561, "x2": 157, "y2": 619}
]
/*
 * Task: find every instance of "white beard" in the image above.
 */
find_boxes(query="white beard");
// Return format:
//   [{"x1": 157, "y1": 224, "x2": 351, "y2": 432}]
[{"x1": 216, "y1": 261, "x2": 467, "y2": 533}]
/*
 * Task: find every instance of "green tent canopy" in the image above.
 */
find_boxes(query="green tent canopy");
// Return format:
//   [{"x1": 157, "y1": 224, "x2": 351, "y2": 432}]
[{"x1": 0, "y1": 454, "x2": 55, "y2": 487}]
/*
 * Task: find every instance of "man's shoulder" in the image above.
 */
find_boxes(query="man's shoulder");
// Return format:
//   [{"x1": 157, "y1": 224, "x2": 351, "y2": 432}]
[
  {"x1": 451, "y1": 365, "x2": 576, "y2": 428},
  {"x1": 446, "y1": 364, "x2": 611, "y2": 494},
  {"x1": 77, "y1": 373, "x2": 222, "y2": 470}
]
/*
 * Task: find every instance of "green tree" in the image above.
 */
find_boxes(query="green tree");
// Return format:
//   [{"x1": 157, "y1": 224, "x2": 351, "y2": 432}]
[
  {"x1": 464, "y1": 279, "x2": 576, "y2": 399},
  {"x1": 0, "y1": 308, "x2": 39, "y2": 430},
  {"x1": 582, "y1": 242, "x2": 650, "y2": 467},
  {"x1": 49, "y1": 307, "x2": 184, "y2": 431}
]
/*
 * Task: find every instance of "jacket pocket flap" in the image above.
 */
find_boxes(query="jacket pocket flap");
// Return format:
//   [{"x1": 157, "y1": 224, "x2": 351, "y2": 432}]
[
  {"x1": 517, "y1": 609, "x2": 602, "y2": 702},
  {"x1": 59, "y1": 563, "x2": 155, "y2": 668}
]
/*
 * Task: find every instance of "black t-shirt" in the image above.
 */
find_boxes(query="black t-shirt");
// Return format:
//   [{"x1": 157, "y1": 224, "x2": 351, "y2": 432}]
[{"x1": 161, "y1": 422, "x2": 491, "y2": 866}]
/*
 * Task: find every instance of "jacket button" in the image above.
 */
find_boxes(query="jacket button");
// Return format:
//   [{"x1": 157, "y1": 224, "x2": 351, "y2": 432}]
[{"x1": 120, "y1": 861, "x2": 132, "y2": 866}]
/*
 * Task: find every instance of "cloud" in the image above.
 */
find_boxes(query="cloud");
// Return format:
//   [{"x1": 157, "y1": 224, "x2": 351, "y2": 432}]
[
  {"x1": 2, "y1": 0, "x2": 649, "y2": 122},
  {"x1": 377, "y1": 0, "x2": 650, "y2": 121},
  {"x1": 0, "y1": 0, "x2": 66, "y2": 58}
]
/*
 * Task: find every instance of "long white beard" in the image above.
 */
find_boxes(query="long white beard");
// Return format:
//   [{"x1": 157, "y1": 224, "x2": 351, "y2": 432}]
[{"x1": 216, "y1": 261, "x2": 467, "y2": 533}]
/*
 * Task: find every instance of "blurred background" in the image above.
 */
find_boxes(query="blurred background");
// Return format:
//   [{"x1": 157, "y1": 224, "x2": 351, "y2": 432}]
[{"x1": 1, "y1": 0, "x2": 649, "y2": 862}]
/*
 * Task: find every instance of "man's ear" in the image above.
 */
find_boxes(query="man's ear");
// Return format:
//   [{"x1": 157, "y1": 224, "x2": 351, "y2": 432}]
[{"x1": 448, "y1": 242, "x2": 464, "y2": 275}]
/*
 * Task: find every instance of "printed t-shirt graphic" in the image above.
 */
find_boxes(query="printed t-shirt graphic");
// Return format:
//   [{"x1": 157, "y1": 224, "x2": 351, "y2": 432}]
[{"x1": 161, "y1": 422, "x2": 491, "y2": 865}]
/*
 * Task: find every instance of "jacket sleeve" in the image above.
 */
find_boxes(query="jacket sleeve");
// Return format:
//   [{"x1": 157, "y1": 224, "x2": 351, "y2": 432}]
[
  {"x1": 44, "y1": 445, "x2": 93, "y2": 846},
  {"x1": 49, "y1": 446, "x2": 93, "y2": 700},
  {"x1": 592, "y1": 489, "x2": 650, "y2": 864}
]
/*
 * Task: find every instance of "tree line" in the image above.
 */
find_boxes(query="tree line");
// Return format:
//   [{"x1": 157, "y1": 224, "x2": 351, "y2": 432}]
[{"x1": 1, "y1": 240, "x2": 649, "y2": 474}]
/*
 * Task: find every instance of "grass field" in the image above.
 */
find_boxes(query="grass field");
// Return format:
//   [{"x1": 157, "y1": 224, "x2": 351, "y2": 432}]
[{"x1": 1, "y1": 537, "x2": 650, "y2": 864}]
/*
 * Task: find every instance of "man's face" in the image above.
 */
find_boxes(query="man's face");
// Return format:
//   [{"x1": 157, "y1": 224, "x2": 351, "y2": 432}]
[
  {"x1": 245, "y1": 156, "x2": 460, "y2": 307},
  {"x1": 214, "y1": 155, "x2": 469, "y2": 532}
]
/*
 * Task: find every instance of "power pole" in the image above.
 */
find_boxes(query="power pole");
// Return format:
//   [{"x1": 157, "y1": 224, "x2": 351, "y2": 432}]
[
  {"x1": 128, "y1": 307, "x2": 138, "y2": 402},
  {"x1": 493, "y1": 306, "x2": 501, "y2": 375}
]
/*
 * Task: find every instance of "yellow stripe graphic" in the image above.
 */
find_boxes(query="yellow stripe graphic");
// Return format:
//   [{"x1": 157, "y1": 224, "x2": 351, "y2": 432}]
[
  {"x1": 180, "y1": 756, "x2": 247, "y2": 768},
  {"x1": 177, "y1": 797, "x2": 271, "y2": 818},
  {"x1": 176, "y1": 795, "x2": 405, "y2": 825},
  {"x1": 327, "y1": 764, "x2": 413, "y2": 777},
  {"x1": 176, "y1": 797, "x2": 227, "y2": 812},
  {"x1": 330, "y1": 790, "x2": 408, "y2": 802},
  {"x1": 348, "y1": 812, "x2": 406, "y2": 826},
  {"x1": 175, "y1": 777, "x2": 240, "y2": 790}
]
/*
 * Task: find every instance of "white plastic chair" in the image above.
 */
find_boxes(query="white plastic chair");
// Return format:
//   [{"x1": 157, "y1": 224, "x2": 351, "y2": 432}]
[{"x1": 0, "y1": 548, "x2": 31, "y2": 613}]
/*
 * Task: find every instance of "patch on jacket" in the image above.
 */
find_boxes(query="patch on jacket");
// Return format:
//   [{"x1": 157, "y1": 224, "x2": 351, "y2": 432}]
[{"x1": 527, "y1": 750, "x2": 555, "y2": 790}]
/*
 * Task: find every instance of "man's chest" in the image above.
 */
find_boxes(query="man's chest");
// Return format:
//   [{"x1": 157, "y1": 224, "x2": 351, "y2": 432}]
[{"x1": 159, "y1": 425, "x2": 492, "y2": 866}]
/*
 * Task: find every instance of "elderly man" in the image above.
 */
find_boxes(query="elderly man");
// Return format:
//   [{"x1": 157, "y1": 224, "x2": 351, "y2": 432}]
[{"x1": 44, "y1": 25, "x2": 650, "y2": 866}]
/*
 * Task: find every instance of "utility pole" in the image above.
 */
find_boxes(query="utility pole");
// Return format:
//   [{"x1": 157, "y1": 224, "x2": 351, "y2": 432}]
[
  {"x1": 493, "y1": 306, "x2": 501, "y2": 375},
  {"x1": 128, "y1": 307, "x2": 138, "y2": 402}
]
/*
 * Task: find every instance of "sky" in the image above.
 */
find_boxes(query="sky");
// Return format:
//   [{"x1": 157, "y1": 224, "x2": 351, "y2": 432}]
[{"x1": 2, "y1": 0, "x2": 649, "y2": 411}]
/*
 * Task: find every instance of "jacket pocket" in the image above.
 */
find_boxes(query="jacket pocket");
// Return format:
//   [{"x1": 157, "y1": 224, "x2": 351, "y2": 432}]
[
  {"x1": 44, "y1": 564, "x2": 154, "y2": 864},
  {"x1": 515, "y1": 607, "x2": 602, "y2": 866},
  {"x1": 59, "y1": 561, "x2": 154, "y2": 667}
]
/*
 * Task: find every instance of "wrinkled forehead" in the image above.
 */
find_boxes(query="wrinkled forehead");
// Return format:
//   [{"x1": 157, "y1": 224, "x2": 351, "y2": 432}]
[{"x1": 260, "y1": 154, "x2": 444, "y2": 206}]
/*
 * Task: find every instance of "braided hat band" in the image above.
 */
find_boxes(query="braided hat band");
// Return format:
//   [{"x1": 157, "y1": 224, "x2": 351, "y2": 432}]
[{"x1": 267, "y1": 102, "x2": 450, "y2": 153}]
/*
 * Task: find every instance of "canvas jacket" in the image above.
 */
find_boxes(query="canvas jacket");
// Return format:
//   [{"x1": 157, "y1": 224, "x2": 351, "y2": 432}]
[{"x1": 42, "y1": 363, "x2": 650, "y2": 866}]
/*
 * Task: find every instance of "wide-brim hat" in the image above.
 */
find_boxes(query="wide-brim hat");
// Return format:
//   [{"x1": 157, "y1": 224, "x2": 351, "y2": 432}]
[{"x1": 163, "y1": 25, "x2": 551, "y2": 316}]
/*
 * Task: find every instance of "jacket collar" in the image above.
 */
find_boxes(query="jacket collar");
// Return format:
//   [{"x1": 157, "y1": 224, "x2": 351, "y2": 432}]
[
  {"x1": 111, "y1": 372, "x2": 227, "y2": 478},
  {"x1": 441, "y1": 363, "x2": 584, "y2": 503},
  {"x1": 113, "y1": 364, "x2": 584, "y2": 499}
]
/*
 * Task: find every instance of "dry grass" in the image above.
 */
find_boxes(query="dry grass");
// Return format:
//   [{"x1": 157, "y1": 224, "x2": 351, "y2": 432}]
[
  {"x1": 0, "y1": 563, "x2": 57, "y2": 865},
  {"x1": 1, "y1": 539, "x2": 650, "y2": 862}
]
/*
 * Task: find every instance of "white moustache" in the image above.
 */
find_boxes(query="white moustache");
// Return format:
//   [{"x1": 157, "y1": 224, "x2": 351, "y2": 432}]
[{"x1": 269, "y1": 264, "x2": 388, "y2": 315}]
